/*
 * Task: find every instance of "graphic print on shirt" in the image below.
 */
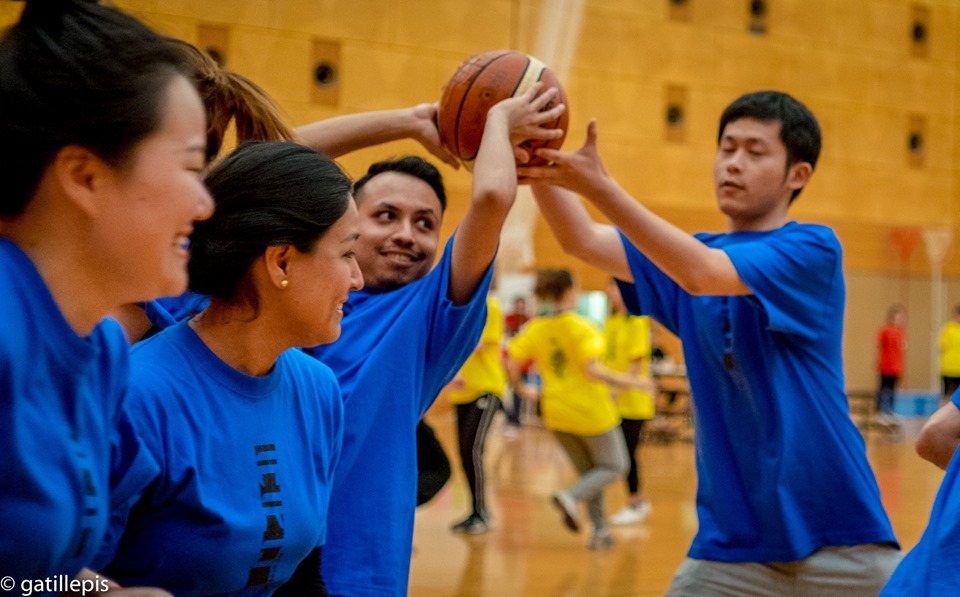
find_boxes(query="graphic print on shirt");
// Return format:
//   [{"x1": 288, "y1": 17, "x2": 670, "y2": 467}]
[
  {"x1": 247, "y1": 443, "x2": 285, "y2": 587},
  {"x1": 549, "y1": 338, "x2": 567, "y2": 379},
  {"x1": 72, "y1": 430, "x2": 99, "y2": 561}
]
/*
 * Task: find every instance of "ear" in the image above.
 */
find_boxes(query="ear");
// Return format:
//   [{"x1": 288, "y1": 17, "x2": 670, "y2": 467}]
[
  {"x1": 786, "y1": 161, "x2": 813, "y2": 192},
  {"x1": 52, "y1": 145, "x2": 109, "y2": 217},
  {"x1": 263, "y1": 245, "x2": 293, "y2": 289}
]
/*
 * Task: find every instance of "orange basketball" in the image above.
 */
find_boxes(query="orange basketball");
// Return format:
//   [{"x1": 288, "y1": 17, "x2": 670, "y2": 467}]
[{"x1": 438, "y1": 50, "x2": 568, "y2": 170}]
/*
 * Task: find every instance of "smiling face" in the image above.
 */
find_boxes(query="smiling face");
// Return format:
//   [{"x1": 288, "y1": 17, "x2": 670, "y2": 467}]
[
  {"x1": 353, "y1": 171, "x2": 443, "y2": 291},
  {"x1": 96, "y1": 75, "x2": 213, "y2": 302},
  {"x1": 282, "y1": 201, "x2": 364, "y2": 346},
  {"x1": 713, "y1": 117, "x2": 811, "y2": 232}
]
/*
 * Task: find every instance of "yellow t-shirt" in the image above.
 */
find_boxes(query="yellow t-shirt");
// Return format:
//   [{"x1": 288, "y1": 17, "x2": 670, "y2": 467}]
[
  {"x1": 603, "y1": 313, "x2": 655, "y2": 420},
  {"x1": 508, "y1": 311, "x2": 620, "y2": 435},
  {"x1": 941, "y1": 321, "x2": 960, "y2": 377},
  {"x1": 447, "y1": 296, "x2": 508, "y2": 404}
]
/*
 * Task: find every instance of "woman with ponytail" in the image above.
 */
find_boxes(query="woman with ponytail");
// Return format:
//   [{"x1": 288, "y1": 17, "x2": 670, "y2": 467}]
[
  {"x1": 117, "y1": 37, "x2": 461, "y2": 341},
  {"x1": 0, "y1": 0, "x2": 211, "y2": 589}
]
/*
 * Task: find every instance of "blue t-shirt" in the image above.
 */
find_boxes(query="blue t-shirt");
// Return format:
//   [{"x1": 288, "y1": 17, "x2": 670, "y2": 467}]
[
  {"x1": 0, "y1": 239, "x2": 136, "y2": 579},
  {"x1": 617, "y1": 222, "x2": 896, "y2": 562},
  {"x1": 306, "y1": 235, "x2": 492, "y2": 596},
  {"x1": 100, "y1": 320, "x2": 343, "y2": 596},
  {"x1": 880, "y1": 389, "x2": 960, "y2": 596},
  {"x1": 141, "y1": 292, "x2": 209, "y2": 330}
]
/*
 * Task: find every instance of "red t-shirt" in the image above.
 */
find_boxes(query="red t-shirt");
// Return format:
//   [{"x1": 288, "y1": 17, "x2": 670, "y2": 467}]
[{"x1": 877, "y1": 325, "x2": 905, "y2": 376}]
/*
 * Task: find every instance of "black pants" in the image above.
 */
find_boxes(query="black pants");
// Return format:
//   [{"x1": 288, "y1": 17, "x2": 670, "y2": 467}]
[
  {"x1": 456, "y1": 393, "x2": 500, "y2": 517},
  {"x1": 620, "y1": 418, "x2": 647, "y2": 495},
  {"x1": 416, "y1": 419, "x2": 451, "y2": 507},
  {"x1": 876, "y1": 375, "x2": 898, "y2": 415}
]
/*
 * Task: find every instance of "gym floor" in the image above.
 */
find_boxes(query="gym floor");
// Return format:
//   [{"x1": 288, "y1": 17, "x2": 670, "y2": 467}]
[{"x1": 409, "y1": 412, "x2": 940, "y2": 596}]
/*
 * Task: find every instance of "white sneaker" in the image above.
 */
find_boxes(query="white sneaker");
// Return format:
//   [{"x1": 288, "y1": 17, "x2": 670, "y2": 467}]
[
  {"x1": 588, "y1": 527, "x2": 615, "y2": 550},
  {"x1": 609, "y1": 501, "x2": 652, "y2": 526}
]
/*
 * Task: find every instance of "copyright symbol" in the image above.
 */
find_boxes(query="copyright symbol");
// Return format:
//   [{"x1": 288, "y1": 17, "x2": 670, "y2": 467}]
[{"x1": 0, "y1": 576, "x2": 14, "y2": 591}]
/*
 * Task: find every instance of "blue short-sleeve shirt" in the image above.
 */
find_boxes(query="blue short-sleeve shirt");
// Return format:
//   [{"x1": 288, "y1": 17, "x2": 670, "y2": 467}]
[
  {"x1": 617, "y1": 222, "x2": 896, "y2": 562},
  {"x1": 306, "y1": 234, "x2": 492, "y2": 596}
]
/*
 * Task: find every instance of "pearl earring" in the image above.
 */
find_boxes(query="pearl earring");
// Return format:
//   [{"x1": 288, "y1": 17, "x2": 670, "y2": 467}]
[{"x1": 280, "y1": 279, "x2": 289, "y2": 289}]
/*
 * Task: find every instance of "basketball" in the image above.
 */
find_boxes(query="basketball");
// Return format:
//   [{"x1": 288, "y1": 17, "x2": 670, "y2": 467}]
[{"x1": 438, "y1": 49, "x2": 568, "y2": 170}]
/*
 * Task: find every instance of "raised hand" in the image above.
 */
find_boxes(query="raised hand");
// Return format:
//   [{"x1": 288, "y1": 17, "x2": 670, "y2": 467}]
[
  {"x1": 517, "y1": 119, "x2": 611, "y2": 197},
  {"x1": 487, "y1": 83, "x2": 565, "y2": 163},
  {"x1": 410, "y1": 102, "x2": 461, "y2": 169}
]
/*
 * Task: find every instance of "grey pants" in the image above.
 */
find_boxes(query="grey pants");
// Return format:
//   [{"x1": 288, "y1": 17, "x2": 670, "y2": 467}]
[
  {"x1": 552, "y1": 426, "x2": 629, "y2": 530},
  {"x1": 666, "y1": 543, "x2": 902, "y2": 597}
]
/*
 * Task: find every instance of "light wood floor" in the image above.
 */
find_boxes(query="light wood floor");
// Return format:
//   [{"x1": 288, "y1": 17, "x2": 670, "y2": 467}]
[{"x1": 409, "y1": 412, "x2": 943, "y2": 596}]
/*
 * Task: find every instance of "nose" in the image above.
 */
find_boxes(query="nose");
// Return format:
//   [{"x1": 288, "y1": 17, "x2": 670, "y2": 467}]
[
  {"x1": 195, "y1": 186, "x2": 215, "y2": 222},
  {"x1": 350, "y1": 255, "x2": 364, "y2": 291},
  {"x1": 724, "y1": 150, "x2": 744, "y2": 173},
  {"x1": 390, "y1": 218, "x2": 415, "y2": 247}
]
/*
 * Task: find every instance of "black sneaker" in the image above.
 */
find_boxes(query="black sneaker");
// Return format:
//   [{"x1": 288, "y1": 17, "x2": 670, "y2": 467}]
[{"x1": 450, "y1": 514, "x2": 490, "y2": 535}]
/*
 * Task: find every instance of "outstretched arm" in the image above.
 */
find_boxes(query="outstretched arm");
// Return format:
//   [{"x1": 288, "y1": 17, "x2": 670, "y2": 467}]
[
  {"x1": 584, "y1": 359, "x2": 655, "y2": 393},
  {"x1": 916, "y1": 401, "x2": 960, "y2": 470},
  {"x1": 447, "y1": 84, "x2": 565, "y2": 305},
  {"x1": 520, "y1": 121, "x2": 749, "y2": 296},
  {"x1": 294, "y1": 103, "x2": 461, "y2": 168},
  {"x1": 531, "y1": 184, "x2": 632, "y2": 281}
]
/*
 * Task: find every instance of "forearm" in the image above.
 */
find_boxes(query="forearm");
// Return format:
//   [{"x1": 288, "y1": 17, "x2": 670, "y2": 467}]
[
  {"x1": 584, "y1": 177, "x2": 748, "y2": 296},
  {"x1": 294, "y1": 108, "x2": 420, "y2": 157},
  {"x1": 916, "y1": 402, "x2": 960, "y2": 470},
  {"x1": 506, "y1": 358, "x2": 524, "y2": 390},
  {"x1": 446, "y1": 111, "x2": 515, "y2": 305},
  {"x1": 470, "y1": 111, "x2": 518, "y2": 217},
  {"x1": 531, "y1": 184, "x2": 632, "y2": 281},
  {"x1": 586, "y1": 360, "x2": 643, "y2": 391}
]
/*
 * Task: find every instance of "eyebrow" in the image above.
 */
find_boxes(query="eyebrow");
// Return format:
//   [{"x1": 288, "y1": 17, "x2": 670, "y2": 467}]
[
  {"x1": 373, "y1": 200, "x2": 438, "y2": 219},
  {"x1": 721, "y1": 135, "x2": 770, "y2": 146},
  {"x1": 342, "y1": 232, "x2": 360, "y2": 243}
]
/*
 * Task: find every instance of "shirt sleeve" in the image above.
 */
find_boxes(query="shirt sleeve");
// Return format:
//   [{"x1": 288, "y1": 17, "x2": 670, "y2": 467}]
[
  {"x1": 481, "y1": 298, "x2": 504, "y2": 345},
  {"x1": 576, "y1": 318, "x2": 605, "y2": 363},
  {"x1": 508, "y1": 326, "x2": 533, "y2": 362},
  {"x1": 616, "y1": 230, "x2": 685, "y2": 335},
  {"x1": 723, "y1": 224, "x2": 842, "y2": 340},
  {"x1": 420, "y1": 234, "x2": 496, "y2": 414}
]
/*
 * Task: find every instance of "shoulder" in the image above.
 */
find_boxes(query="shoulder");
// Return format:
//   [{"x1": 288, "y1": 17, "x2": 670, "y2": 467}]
[
  {"x1": 768, "y1": 222, "x2": 841, "y2": 254},
  {"x1": 285, "y1": 349, "x2": 339, "y2": 388}
]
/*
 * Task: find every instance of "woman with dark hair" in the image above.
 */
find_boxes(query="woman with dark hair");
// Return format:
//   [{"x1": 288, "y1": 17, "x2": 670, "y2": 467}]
[
  {"x1": 98, "y1": 141, "x2": 362, "y2": 596},
  {"x1": 0, "y1": 0, "x2": 211, "y2": 586},
  {"x1": 116, "y1": 37, "x2": 461, "y2": 341}
]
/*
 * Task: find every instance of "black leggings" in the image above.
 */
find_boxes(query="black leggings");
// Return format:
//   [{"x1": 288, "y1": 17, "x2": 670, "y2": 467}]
[
  {"x1": 455, "y1": 393, "x2": 500, "y2": 517},
  {"x1": 620, "y1": 418, "x2": 647, "y2": 495}
]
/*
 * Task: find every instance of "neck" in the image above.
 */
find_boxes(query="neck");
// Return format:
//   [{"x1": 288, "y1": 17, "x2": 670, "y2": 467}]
[
  {"x1": 727, "y1": 202, "x2": 791, "y2": 233},
  {"x1": 189, "y1": 302, "x2": 287, "y2": 376},
  {"x1": 3, "y1": 215, "x2": 111, "y2": 337}
]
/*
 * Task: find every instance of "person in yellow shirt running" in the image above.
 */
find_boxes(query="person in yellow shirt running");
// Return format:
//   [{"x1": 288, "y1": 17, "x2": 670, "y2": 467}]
[
  {"x1": 446, "y1": 295, "x2": 509, "y2": 534},
  {"x1": 603, "y1": 280, "x2": 656, "y2": 526},
  {"x1": 507, "y1": 269, "x2": 645, "y2": 550},
  {"x1": 940, "y1": 304, "x2": 960, "y2": 405}
]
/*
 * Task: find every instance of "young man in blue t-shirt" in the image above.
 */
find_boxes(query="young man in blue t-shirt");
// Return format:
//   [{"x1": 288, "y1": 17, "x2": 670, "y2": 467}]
[
  {"x1": 307, "y1": 85, "x2": 565, "y2": 596},
  {"x1": 881, "y1": 390, "x2": 960, "y2": 595},
  {"x1": 520, "y1": 91, "x2": 901, "y2": 595}
]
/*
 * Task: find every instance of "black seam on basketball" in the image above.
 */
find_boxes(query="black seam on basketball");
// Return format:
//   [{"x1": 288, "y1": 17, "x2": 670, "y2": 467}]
[
  {"x1": 509, "y1": 57, "x2": 534, "y2": 98},
  {"x1": 457, "y1": 52, "x2": 515, "y2": 162}
]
